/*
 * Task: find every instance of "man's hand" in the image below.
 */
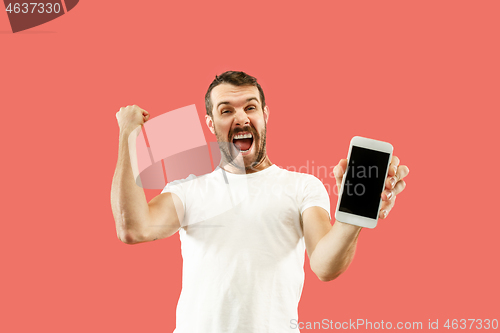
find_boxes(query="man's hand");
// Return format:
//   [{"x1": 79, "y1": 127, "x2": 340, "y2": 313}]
[
  {"x1": 333, "y1": 156, "x2": 409, "y2": 220},
  {"x1": 116, "y1": 105, "x2": 150, "y2": 134}
]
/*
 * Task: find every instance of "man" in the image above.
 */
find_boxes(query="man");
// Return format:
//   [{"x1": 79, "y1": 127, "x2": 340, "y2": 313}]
[{"x1": 111, "y1": 71, "x2": 409, "y2": 332}]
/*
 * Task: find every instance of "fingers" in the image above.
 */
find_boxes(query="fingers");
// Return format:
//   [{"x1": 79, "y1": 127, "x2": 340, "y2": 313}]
[
  {"x1": 385, "y1": 164, "x2": 410, "y2": 190},
  {"x1": 388, "y1": 155, "x2": 400, "y2": 177},
  {"x1": 383, "y1": 178, "x2": 407, "y2": 200},
  {"x1": 116, "y1": 105, "x2": 149, "y2": 132},
  {"x1": 396, "y1": 165, "x2": 410, "y2": 182},
  {"x1": 118, "y1": 105, "x2": 145, "y2": 113},
  {"x1": 379, "y1": 196, "x2": 396, "y2": 219},
  {"x1": 382, "y1": 188, "x2": 394, "y2": 201},
  {"x1": 379, "y1": 158, "x2": 408, "y2": 220},
  {"x1": 380, "y1": 177, "x2": 407, "y2": 219},
  {"x1": 393, "y1": 179, "x2": 406, "y2": 196},
  {"x1": 385, "y1": 175, "x2": 398, "y2": 190}
]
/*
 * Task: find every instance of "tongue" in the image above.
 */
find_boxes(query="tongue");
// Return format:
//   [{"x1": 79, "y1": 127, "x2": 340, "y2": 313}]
[{"x1": 233, "y1": 138, "x2": 252, "y2": 151}]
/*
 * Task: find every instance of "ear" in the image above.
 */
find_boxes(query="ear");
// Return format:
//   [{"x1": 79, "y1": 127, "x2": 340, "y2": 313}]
[
  {"x1": 263, "y1": 105, "x2": 270, "y2": 124},
  {"x1": 205, "y1": 114, "x2": 215, "y2": 134}
]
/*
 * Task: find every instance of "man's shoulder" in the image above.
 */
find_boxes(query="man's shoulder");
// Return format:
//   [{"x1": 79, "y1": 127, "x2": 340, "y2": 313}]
[
  {"x1": 161, "y1": 168, "x2": 221, "y2": 193},
  {"x1": 274, "y1": 165, "x2": 321, "y2": 182}
]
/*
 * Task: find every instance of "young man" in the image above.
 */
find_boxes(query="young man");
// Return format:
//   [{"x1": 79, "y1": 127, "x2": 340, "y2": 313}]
[{"x1": 111, "y1": 71, "x2": 409, "y2": 332}]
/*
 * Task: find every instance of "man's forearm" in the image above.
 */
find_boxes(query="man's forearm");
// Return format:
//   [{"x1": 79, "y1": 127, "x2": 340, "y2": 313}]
[
  {"x1": 310, "y1": 221, "x2": 362, "y2": 281},
  {"x1": 110, "y1": 128, "x2": 150, "y2": 243}
]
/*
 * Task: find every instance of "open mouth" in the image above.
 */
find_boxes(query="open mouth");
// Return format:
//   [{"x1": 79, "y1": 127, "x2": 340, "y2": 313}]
[{"x1": 232, "y1": 132, "x2": 254, "y2": 153}]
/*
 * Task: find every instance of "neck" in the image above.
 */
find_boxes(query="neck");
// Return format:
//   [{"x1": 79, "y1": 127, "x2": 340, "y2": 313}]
[{"x1": 219, "y1": 155, "x2": 272, "y2": 174}]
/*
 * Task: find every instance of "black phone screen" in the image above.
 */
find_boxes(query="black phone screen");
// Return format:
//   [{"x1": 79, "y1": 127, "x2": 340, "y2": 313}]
[{"x1": 338, "y1": 146, "x2": 391, "y2": 219}]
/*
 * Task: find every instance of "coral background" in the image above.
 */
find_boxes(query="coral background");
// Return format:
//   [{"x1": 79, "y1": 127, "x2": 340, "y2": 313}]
[{"x1": 1, "y1": 1, "x2": 499, "y2": 332}]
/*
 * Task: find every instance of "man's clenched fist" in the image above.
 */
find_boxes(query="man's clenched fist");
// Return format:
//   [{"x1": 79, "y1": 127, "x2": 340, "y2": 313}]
[{"x1": 116, "y1": 105, "x2": 150, "y2": 134}]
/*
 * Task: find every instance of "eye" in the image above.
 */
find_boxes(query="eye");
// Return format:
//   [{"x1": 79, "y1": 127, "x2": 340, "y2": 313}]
[
  {"x1": 246, "y1": 106, "x2": 256, "y2": 111},
  {"x1": 221, "y1": 110, "x2": 231, "y2": 114}
]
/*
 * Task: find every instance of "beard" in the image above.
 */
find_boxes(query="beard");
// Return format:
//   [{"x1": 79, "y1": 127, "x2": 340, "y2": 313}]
[{"x1": 214, "y1": 123, "x2": 267, "y2": 172}]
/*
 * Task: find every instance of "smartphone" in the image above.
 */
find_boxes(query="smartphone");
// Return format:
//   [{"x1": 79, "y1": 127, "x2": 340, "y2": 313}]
[{"x1": 334, "y1": 136, "x2": 393, "y2": 229}]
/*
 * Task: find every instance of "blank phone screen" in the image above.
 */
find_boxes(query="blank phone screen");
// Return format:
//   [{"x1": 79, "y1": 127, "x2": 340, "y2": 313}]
[{"x1": 339, "y1": 146, "x2": 391, "y2": 219}]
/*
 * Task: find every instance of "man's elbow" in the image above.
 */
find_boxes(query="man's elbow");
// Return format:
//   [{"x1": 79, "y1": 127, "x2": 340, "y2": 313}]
[
  {"x1": 117, "y1": 227, "x2": 143, "y2": 245},
  {"x1": 313, "y1": 266, "x2": 346, "y2": 282},
  {"x1": 316, "y1": 272, "x2": 341, "y2": 282},
  {"x1": 118, "y1": 232, "x2": 137, "y2": 245},
  {"x1": 114, "y1": 215, "x2": 147, "y2": 244}
]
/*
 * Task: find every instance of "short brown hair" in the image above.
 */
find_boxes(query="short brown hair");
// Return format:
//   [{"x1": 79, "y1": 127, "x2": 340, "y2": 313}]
[{"x1": 205, "y1": 71, "x2": 266, "y2": 117}]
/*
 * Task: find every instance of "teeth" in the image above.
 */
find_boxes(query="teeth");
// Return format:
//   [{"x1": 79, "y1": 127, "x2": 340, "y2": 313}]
[{"x1": 233, "y1": 133, "x2": 253, "y2": 139}]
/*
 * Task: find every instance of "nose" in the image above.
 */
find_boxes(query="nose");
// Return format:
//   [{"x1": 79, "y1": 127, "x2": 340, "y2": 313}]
[{"x1": 234, "y1": 108, "x2": 250, "y2": 126}]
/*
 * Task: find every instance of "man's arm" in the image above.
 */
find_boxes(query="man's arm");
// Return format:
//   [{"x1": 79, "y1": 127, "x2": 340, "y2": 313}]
[
  {"x1": 303, "y1": 157, "x2": 409, "y2": 281},
  {"x1": 110, "y1": 105, "x2": 183, "y2": 244},
  {"x1": 303, "y1": 207, "x2": 361, "y2": 282}
]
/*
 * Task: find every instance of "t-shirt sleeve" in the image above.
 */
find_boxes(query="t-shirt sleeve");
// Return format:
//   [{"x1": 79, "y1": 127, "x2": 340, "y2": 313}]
[
  {"x1": 160, "y1": 174, "x2": 197, "y2": 214},
  {"x1": 299, "y1": 175, "x2": 331, "y2": 220}
]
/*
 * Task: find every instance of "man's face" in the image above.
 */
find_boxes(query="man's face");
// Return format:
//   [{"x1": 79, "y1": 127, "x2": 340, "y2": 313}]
[{"x1": 206, "y1": 83, "x2": 269, "y2": 171}]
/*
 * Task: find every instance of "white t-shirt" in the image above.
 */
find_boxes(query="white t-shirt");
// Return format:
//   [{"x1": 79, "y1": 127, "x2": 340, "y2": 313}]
[{"x1": 161, "y1": 164, "x2": 330, "y2": 333}]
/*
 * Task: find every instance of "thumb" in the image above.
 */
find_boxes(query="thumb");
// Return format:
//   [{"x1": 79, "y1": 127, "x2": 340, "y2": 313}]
[
  {"x1": 142, "y1": 111, "x2": 150, "y2": 122},
  {"x1": 334, "y1": 159, "x2": 348, "y2": 192}
]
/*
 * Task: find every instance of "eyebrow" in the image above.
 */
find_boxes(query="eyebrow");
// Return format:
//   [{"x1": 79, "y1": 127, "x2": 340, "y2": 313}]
[{"x1": 216, "y1": 97, "x2": 259, "y2": 110}]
